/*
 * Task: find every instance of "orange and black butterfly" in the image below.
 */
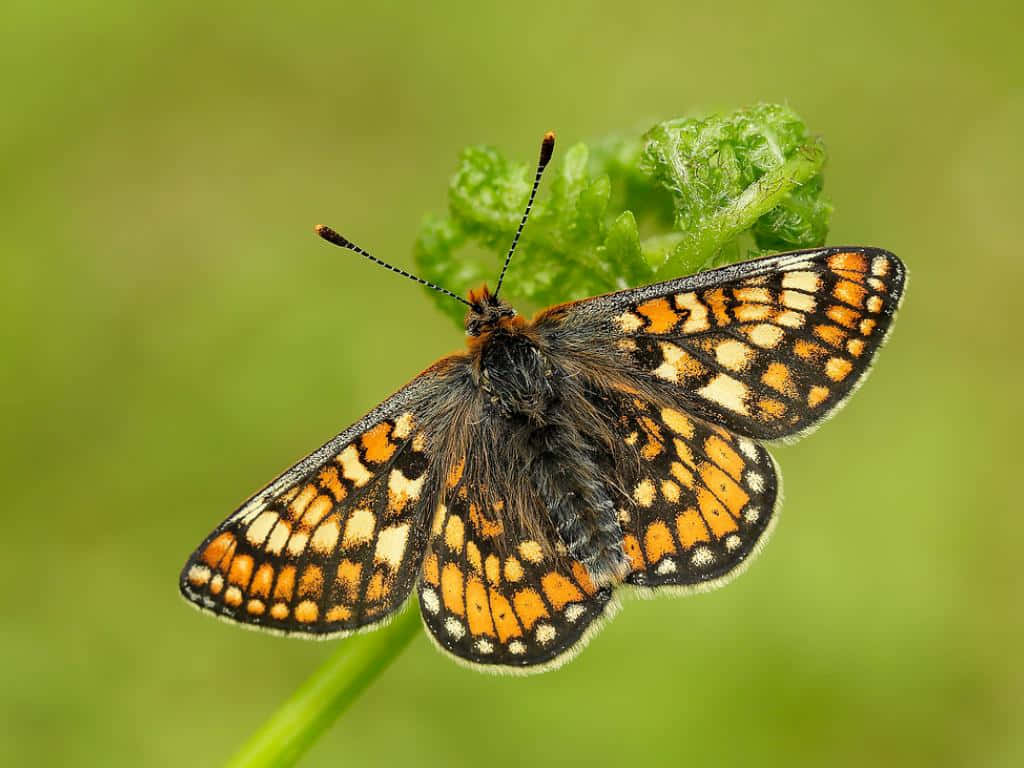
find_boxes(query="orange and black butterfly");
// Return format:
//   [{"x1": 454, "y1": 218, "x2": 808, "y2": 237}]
[{"x1": 180, "y1": 132, "x2": 906, "y2": 673}]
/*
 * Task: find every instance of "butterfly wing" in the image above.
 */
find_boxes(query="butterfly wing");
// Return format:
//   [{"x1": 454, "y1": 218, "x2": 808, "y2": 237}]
[
  {"x1": 537, "y1": 247, "x2": 906, "y2": 441},
  {"x1": 602, "y1": 389, "x2": 780, "y2": 590},
  {"x1": 179, "y1": 358, "x2": 469, "y2": 637},
  {"x1": 417, "y1": 472, "x2": 614, "y2": 672}
]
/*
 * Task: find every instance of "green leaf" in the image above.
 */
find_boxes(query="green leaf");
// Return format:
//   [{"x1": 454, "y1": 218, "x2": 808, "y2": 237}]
[{"x1": 414, "y1": 103, "x2": 831, "y2": 328}]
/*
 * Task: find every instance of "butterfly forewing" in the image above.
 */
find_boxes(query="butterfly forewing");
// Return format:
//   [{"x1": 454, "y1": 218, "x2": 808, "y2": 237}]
[
  {"x1": 547, "y1": 247, "x2": 905, "y2": 441},
  {"x1": 179, "y1": 365, "x2": 459, "y2": 636}
]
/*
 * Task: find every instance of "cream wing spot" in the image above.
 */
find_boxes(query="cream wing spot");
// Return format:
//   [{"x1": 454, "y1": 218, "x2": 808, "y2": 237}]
[
  {"x1": 422, "y1": 587, "x2": 440, "y2": 614},
  {"x1": 748, "y1": 323, "x2": 784, "y2": 348},
  {"x1": 444, "y1": 617, "x2": 466, "y2": 639},
  {"x1": 374, "y1": 523, "x2": 410, "y2": 569},
  {"x1": 246, "y1": 512, "x2": 278, "y2": 547},
  {"x1": 615, "y1": 311, "x2": 644, "y2": 332},
  {"x1": 634, "y1": 479, "x2": 656, "y2": 507},
  {"x1": 697, "y1": 373, "x2": 749, "y2": 415},
  {"x1": 781, "y1": 290, "x2": 816, "y2": 312},
  {"x1": 387, "y1": 468, "x2": 425, "y2": 510},
  {"x1": 782, "y1": 271, "x2": 821, "y2": 292},
  {"x1": 392, "y1": 412, "x2": 415, "y2": 439},
  {"x1": 714, "y1": 338, "x2": 754, "y2": 371},
  {"x1": 337, "y1": 445, "x2": 372, "y2": 487},
  {"x1": 342, "y1": 507, "x2": 375, "y2": 547},
  {"x1": 535, "y1": 623, "x2": 557, "y2": 646},
  {"x1": 310, "y1": 517, "x2": 340, "y2": 554}
]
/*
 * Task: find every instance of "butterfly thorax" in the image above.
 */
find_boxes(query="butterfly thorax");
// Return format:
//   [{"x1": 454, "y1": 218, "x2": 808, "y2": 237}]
[{"x1": 464, "y1": 287, "x2": 629, "y2": 585}]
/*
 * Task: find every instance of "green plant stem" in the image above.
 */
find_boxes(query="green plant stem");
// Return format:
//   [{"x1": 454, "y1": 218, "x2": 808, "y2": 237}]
[
  {"x1": 224, "y1": 604, "x2": 422, "y2": 768},
  {"x1": 652, "y1": 140, "x2": 826, "y2": 279}
]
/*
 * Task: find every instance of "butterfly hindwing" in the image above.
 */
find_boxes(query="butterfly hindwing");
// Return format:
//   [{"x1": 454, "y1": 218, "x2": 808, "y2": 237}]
[
  {"x1": 179, "y1": 364, "x2": 461, "y2": 636},
  {"x1": 542, "y1": 247, "x2": 905, "y2": 441},
  {"x1": 603, "y1": 390, "x2": 780, "y2": 590},
  {"x1": 418, "y1": 475, "x2": 614, "y2": 671}
]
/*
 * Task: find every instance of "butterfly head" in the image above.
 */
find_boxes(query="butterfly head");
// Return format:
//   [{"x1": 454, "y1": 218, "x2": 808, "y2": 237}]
[{"x1": 465, "y1": 284, "x2": 521, "y2": 337}]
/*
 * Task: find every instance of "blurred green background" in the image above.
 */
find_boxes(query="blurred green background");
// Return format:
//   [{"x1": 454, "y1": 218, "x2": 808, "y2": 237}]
[{"x1": 3, "y1": 1, "x2": 1021, "y2": 766}]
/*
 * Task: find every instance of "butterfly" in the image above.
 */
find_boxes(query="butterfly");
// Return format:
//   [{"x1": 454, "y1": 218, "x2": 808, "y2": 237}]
[{"x1": 180, "y1": 132, "x2": 906, "y2": 673}]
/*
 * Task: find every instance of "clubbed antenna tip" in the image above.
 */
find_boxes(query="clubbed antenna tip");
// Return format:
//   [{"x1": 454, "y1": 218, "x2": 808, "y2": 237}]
[
  {"x1": 314, "y1": 224, "x2": 352, "y2": 248},
  {"x1": 540, "y1": 131, "x2": 556, "y2": 168}
]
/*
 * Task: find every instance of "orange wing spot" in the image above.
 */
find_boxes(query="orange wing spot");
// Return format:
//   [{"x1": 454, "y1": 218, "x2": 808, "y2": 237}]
[
  {"x1": 422, "y1": 553, "x2": 440, "y2": 586},
  {"x1": 224, "y1": 586, "x2": 243, "y2": 607},
  {"x1": 279, "y1": 486, "x2": 300, "y2": 505},
  {"x1": 639, "y1": 416, "x2": 664, "y2": 460},
  {"x1": 441, "y1": 563, "x2": 465, "y2": 616},
  {"x1": 676, "y1": 508, "x2": 712, "y2": 549},
  {"x1": 698, "y1": 463, "x2": 750, "y2": 518},
  {"x1": 636, "y1": 297, "x2": 680, "y2": 334},
  {"x1": 827, "y1": 304, "x2": 861, "y2": 329},
  {"x1": 670, "y1": 461, "x2": 695, "y2": 488},
  {"x1": 814, "y1": 324, "x2": 847, "y2": 348},
  {"x1": 834, "y1": 279, "x2": 867, "y2": 308},
  {"x1": 696, "y1": 486, "x2": 740, "y2": 537},
  {"x1": 829, "y1": 252, "x2": 868, "y2": 273},
  {"x1": 489, "y1": 589, "x2": 522, "y2": 642},
  {"x1": 794, "y1": 339, "x2": 828, "y2": 362},
  {"x1": 209, "y1": 574, "x2": 224, "y2": 594},
  {"x1": 541, "y1": 572, "x2": 584, "y2": 611},
  {"x1": 317, "y1": 466, "x2": 348, "y2": 502},
  {"x1": 270, "y1": 602, "x2": 289, "y2": 620},
  {"x1": 512, "y1": 588, "x2": 549, "y2": 631},
  {"x1": 202, "y1": 532, "x2": 235, "y2": 569},
  {"x1": 705, "y1": 435, "x2": 744, "y2": 481},
  {"x1": 705, "y1": 288, "x2": 731, "y2": 326},
  {"x1": 757, "y1": 397, "x2": 787, "y2": 419},
  {"x1": 661, "y1": 407, "x2": 695, "y2": 437},
  {"x1": 860, "y1": 318, "x2": 877, "y2": 336},
  {"x1": 466, "y1": 540, "x2": 483, "y2": 573},
  {"x1": 335, "y1": 560, "x2": 362, "y2": 602},
  {"x1": 825, "y1": 357, "x2": 853, "y2": 381},
  {"x1": 847, "y1": 338, "x2": 866, "y2": 357},
  {"x1": 644, "y1": 521, "x2": 677, "y2": 562},
  {"x1": 446, "y1": 458, "x2": 465, "y2": 488},
  {"x1": 326, "y1": 605, "x2": 352, "y2": 622},
  {"x1": 623, "y1": 534, "x2": 646, "y2": 572},
  {"x1": 300, "y1": 495, "x2": 333, "y2": 530},
  {"x1": 228, "y1": 554, "x2": 254, "y2": 589},
  {"x1": 484, "y1": 554, "x2": 501, "y2": 585},
  {"x1": 273, "y1": 565, "x2": 296, "y2": 601},
  {"x1": 249, "y1": 563, "x2": 274, "y2": 598},
  {"x1": 674, "y1": 437, "x2": 697, "y2": 468},
  {"x1": 288, "y1": 484, "x2": 319, "y2": 521},
  {"x1": 298, "y1": 565, "x2": 324, "y2": 599},
  {"x1": 469, "y1": 503, "x2": 504, "y2": 539},
  {"x1": 465, "y1": 578, "x2": 496, "y2": 637},
  {"x1": 761, "y1": 362, "x2": 796, "y2": 398},
  {"x1": 246, "y1": 599, "x2": 265, "y2": 616},
  {"x1": 360, "y1": 422, "x2": 396, "y2": 464},
  {"x1": 571, "y1": 562, "x2": 597, "y2": 596},
  {"x1": 808, "y1": 385, "x2": 830, "y2": 407},
  {"x1": 366, "y1": 571, "x2": 386, "y2": 602},
  {"x1": 654, "y1": 342, "x2": 708, "y2": 383},
  {"x1": 295, "y1": 600, "x2": 319, "y2": 623}
]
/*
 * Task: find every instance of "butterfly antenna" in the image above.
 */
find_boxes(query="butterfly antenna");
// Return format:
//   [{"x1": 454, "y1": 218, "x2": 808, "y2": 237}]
[
  {"x1": 314, "y1": 225, "x2": 472, "y2": 307},
  {"x1": 493, "y1": 131, "x2": 555, "y2": 299}
]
